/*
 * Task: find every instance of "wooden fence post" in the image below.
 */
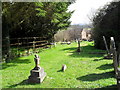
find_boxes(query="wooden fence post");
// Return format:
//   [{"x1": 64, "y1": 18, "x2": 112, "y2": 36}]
[
  {"x1": 5, "y1": 37, "x2": 11, "y2": 63},
  {"x1": 77, "y1": 39, "x2": 80, "y2": 52},
  {"x1": 17, "y1": 39, "x2": 19, "y2": 56},
  {"x1": 33, "y1": 37, "x2": 36, "y2": 53},
  {"x1": 27, "y1": 38, "x2": 29, "y2": 55}
]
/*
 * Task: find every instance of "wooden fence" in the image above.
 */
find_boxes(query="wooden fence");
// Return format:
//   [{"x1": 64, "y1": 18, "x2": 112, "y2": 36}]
[
  {"x1": 10, "y1": 37, "x2": 48, "y2": 48},
  {"x1": 2, "y1": 37, "x2": 49, "y2": 59}
]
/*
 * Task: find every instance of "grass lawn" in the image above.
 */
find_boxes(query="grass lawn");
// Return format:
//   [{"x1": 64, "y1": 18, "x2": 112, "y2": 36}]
[{"x1": 1, "y1": 41, "x2": 116, "y2": 88}]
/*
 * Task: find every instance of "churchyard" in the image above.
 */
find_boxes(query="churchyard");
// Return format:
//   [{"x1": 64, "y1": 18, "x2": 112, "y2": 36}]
[{"x1": 1, "y1": 41, "x2": 117, "y2": 88}]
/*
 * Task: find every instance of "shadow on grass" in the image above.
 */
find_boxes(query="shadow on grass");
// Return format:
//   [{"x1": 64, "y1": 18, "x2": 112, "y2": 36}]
[
  {"x1": 57, "y1": 69, "x2": 62, "y2": 72},
  {"x1": 1, "y1": 63, "x2": 17, "y2": 70},
  {"x1": 76, "y1": 71, "x2": 114, "y2": 81},
  {"x1": 12, "y1": 58, "x2": 31, "y2": 64},
  {"x1": 9, "y1": 79, "x2": 39, "y2": 88},
  {"x1": 1, "y1": 58, "x2": 31, "y2": 69},
  {"x1": 96, "y1": 64, "x2": 113, "y2": 70},
  {"x1": 62, "y1": 45, "x2": 105, "y2": 58},
  {"x1": 95, "y1": 85, "x2": 117, "y2": 90},
  {"x1": 93, "y1": 58, "x2": 104, "y2": 61}
]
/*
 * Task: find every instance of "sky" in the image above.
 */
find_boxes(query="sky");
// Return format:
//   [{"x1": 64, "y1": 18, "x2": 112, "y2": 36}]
[{"x1": 68, "y1": 0, "x2": 114, "y2": 25}]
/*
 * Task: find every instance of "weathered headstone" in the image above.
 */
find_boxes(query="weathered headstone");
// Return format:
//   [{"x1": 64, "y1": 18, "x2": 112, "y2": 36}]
[
  {"x1": 61, "y1": 64, "x2": 67, "y2": 72},
  {"x1": 117, "y1": 44, "x2": 120, "y2": 90},
  {"x1": 117, "y1": 68, "x2": 120, "y2": 90},
  {"x1": 110, "y1": 37, "x2": 115, "y2": 55},
  {"x1": 103, "y1": 36, "x2": 112, "y2": 59},
  {"x1": 28, "y1": 54, "x2": 46, "y2": 83},
  {"x1": 109, "y1": 38, "x2": 120, "y2": 89},
  {"x1": 117, "y1": 44, "x2": 120, "y2": 66},
  {"x1": 110, "y1": 37, "x2": 118, "y2": 75},
  {"x1": 103, "y1": 36, "x2": 109, "y2": 54}
]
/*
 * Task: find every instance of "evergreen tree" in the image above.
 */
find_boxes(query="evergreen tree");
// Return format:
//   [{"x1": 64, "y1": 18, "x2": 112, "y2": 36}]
[{"x1": 2, "y1": 2, "x2": 73, "y2": 39}]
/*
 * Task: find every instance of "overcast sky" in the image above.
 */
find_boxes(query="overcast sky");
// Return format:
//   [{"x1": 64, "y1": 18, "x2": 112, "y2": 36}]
[{"x1": 68, "y1": 0, "x2": 114, "y2": 25}]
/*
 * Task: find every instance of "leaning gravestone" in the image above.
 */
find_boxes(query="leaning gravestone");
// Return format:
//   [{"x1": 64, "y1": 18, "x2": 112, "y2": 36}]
[
  {"x1": 28, "y1": 54, "x2": 46, "y2": 83},
  {"x1": 117, "y1": 68, "x2": 120, "y2": 90},
  {"x1": 117, "y1": 44, "x2": 120, "y2": 66},
  {"x1": 117, "y1": 44, "x2": 120, "y2": 89},
  {"x1": 110, "y1": 37, "x2": 118, "y2": 75},
  {"x1": 103, "y1": 36, "x2": 112, "y2": 59},
  {"x1": 110, "y1": 38, "x2": 120, "y2": 89},
  {"x1": 103, "y1": 36, "x2": 110, "y2": 55}
]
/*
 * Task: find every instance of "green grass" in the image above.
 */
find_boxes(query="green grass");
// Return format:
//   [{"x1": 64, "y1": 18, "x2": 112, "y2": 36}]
[{"x1": 1, "y1": 41, "x2": 116, "y2": 88}]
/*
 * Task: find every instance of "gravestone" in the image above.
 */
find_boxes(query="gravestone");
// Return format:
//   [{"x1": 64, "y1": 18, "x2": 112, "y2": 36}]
[
  {"x1": 28, "y1": 54, "x2": 46, "y2": 83},
  {"x1": 117, "y1": 68, "x2": 120, "y2": 90},
  {"x1": 117, "y1": 44, "x2": 120, "y2": 66},
  {"x1": 61, "y1": 64, "x2": 67, "y2": 72},
  {"x1": 103, "y1": 36, "x2": 112, "y2": 59},
  {"x1": 110, "y1": 37, "x2": 116, "y2": 55},
  {"x1": 110, "y1": 37, "x2": 118, "y2": 75},
  {"x1": 117, "y1": 44, "x2": 120, "y2": 90},
  {"x1": 103, "y1": 36, "x2": 110, "y2": 54},
  {"x1": 110, "y1": 38, "x2": 120, "y2": 89}
]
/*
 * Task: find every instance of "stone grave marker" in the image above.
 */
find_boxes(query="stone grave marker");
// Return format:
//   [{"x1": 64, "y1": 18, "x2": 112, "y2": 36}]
[
  {"x1": 103, "y1": 36, "x2": 110, "y2": 54},
  {"x1": 117, "y1": 44, "x2": 120, "y2": 89},
  {"x1": 110, "y1": 38, "x2": 120, "y2": 89},
  {"x1": 61, "y1": 64, "x2": 67, "y2": 72},
  {"x1": 117, "y1": 66, "x2": 120, "y2": 89},
  {"x1": 117, "y1": 44, "x2": 120, "y2": 66},
  {"x1": 109, "y1": 38, "x2": 120, "y2": 89},
  {"x1": 110, "y1": 37, "x2": 118, "y2": 75},
  {"x1": 103, "y1": 36, "x2": 112, "y2": 59},
  {"x1": 28, "y1": 54, "x2": 46, "y2": 83}
]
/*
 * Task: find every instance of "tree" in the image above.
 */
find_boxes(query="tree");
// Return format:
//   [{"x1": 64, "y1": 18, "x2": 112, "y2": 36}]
[
  {"x1": 35, "y1": 2, "x2": 73, "y2": 41},
  {"x1": 92, "y1": 1, "x2": 120, "y2": 49},
  {"x1": 2, "y1": 2, "x2": 73, "y2": 39},
  {"x1": 2, "y1": 2, "x2": 74, "y2": 62}
]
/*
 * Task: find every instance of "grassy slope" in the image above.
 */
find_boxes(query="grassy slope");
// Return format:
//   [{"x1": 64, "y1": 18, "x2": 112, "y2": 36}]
[{"x1": 1, "y1": 41, "x2": 116, "y2": 88}]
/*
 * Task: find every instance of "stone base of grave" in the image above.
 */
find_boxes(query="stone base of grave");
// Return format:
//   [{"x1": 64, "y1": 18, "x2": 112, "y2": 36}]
[{"x1": 28, "y1": 67, "x2": 46, "y2": 83}]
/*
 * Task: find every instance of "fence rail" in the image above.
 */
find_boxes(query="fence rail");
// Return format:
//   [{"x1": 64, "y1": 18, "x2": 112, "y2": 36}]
[
  {"x1": 3, "y1": 37, "x2": 48, "y2": 47},
  {"x1": 2, "y1": 37, "x2": 49, "y2": 60}
]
